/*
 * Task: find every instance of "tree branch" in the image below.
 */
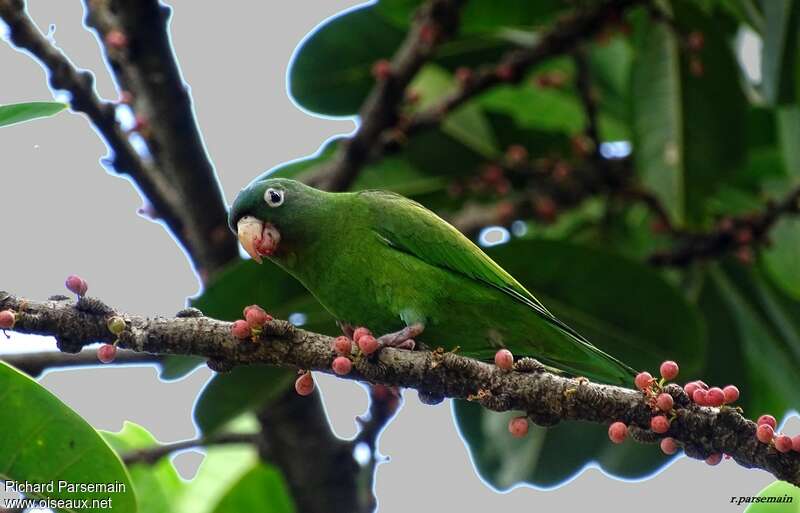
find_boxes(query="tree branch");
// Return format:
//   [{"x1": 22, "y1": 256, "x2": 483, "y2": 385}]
[
  {"x1": 304, "y1": 0, "x2": 465, "y2": 192},
  {"x1": 648, "y1": 184, "x2": 800, "y2": 266},
  {"x1": 121, "y1": 432, "x2": 259, "y2": 465},
  {"x1": 2, "y1": 290, "x2": 799, "y2": 486},
  {"x1": 82, "y1": 0, "x2": 238, "y2": 278},
  {"x1": 0, "y1": 0, "x2": 192, "y2": 257}
]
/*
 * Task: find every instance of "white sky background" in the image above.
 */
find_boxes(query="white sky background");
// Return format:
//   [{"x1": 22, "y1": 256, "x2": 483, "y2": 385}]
[{"x1": 0, "y1": 2, "x2": 793, "y2": 511}]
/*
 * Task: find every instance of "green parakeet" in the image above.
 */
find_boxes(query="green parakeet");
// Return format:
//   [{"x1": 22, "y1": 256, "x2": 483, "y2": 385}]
[{"x1": 228, "y1": 177, "x2": 635, "y2": 385}]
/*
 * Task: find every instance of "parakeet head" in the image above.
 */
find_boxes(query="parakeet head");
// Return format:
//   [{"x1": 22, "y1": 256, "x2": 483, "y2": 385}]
[{"x1": 228, "y1": 177, "x2": 325, "y2": 263}]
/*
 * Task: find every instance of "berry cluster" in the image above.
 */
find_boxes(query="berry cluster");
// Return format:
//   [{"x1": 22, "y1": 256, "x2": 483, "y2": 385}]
[
  {"x1": 754, "y1": 415, "x2": 800, "y2": 453},
  {"x1": 608, "y1": 360, "x2": 726, "y2": 461},
  {"x1": 230, "y1": 305, "x2": 273, "y2": 342}
]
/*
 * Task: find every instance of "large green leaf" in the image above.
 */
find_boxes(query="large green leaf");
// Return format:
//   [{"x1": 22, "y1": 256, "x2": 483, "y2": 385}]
[
  {"x1": 486, "y1": 239, "x2": 707, "y2": 375},
  {"x1": 631, "y1": 4, "x2": 748, "y2": 226},
  {"x1": 745, "y1": 480, "x2": 800, "y2": 512},
  {"x1": 453, "y1": 400, "x2": 675, "y2": 489},
  {"x1": 699, "y1": 265, "x2": 800, "y2": 417},
  {"x1": 0, "y1": 362, "x2": 136, "y2": 512},
  {"x1": 102, "y1": 422, "x2": 183, "y2": 513},
  {"x1": 760, "y1": 0, "x2": 800, "y2": 105},
  {"x1": 289, "y1": 6, "x2": 405, "y2": 116},
  {"x1": 762, "y1": 217, "x2": 800, "y2": 300},
  {"x1": 194, "y1": 366, "x2": 294, "y2": 435},
  {"x1": 210, "y1": 464, "x2": 295, "y2": 513},
  {"x1": 0, "y1": 101, "x2": 66, "y2": 128}
]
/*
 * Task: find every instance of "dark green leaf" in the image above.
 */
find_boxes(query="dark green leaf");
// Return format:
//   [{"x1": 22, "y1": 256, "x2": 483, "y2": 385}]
[
  {"x1": 760, "y1": 0, "x2": 800, "y2": 105},
  {"x1": 194, "y1": 366, "x2": 294, "y2": 435},
  {"x1": 762, "y1": 218, "x2": 800, "y2": 300},
  {"x1": 0, "y1": 101, "x2": 66, "y2": 128},
  {"x1": 288, "y1": 6, "x2": 405, "y2": 116},
  {"x1": 486, "y1": 239, "x2": 707, "y2": 375},
  {"x1": 453, "y1": 400, "x2": 675, "y2": 489},
  {"x1": 0, "y1": 362, "x2": 136, "y2": 513},
  {"x1": 210, "y1": 464, "x2": 295, "y2": 513},
  {"x1": 631, "y1": 4, "x2": 748, "y2": 226}
]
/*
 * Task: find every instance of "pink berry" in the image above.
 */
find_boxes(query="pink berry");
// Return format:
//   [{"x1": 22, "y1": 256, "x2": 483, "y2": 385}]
[
  {"x1": 230, "y1": 320, "x2": 251, "y2": 340},
  {"x1": 494, "y1": 349, "x2": 514, "y2": 371},
  {"x1": 65, "y1": 275, "x2": 88, "y2": 296},
  {"x1": 659, "y1": 360, "x2": 679, "y2": 381},
  {"x1": 353, "y1": 327, "x2": 372, "y2": 343},
  {"x1": 243, "y1": 305, "x2": 271, "y2": 328},
  {"x1": 357, "y1": 334, "x2": 379, "y2": 355},
  {"x1": 634, "y1": 371, "x2": 653, "y2": 391},
  {"x1": 706, "y1": 387, "x2": 725, "y2": 407},
  {"x1": 756, "y1": 424, "x2": 774, "y2": 444},
  {"x1": 495, "y1": 63, "x2": 515, "y2": 81},
  {"x1": 508, "y1": 416, "x2": 529, "y2": 438},
  {"x1": 332, "y1": 336, "x2": 352, "y2": 355},
  {"x1": 660, "y1": 437, "x2": 678, "y2": 455},
  {"x1": 684, "y1": 381, "x2": 700, "y2": 397},
  {"x1": 695, "y1": 380, "x2": 709, "y2": 390},
  {"x1": 105, "y1": 30, "x2": 127, "y2": 49},
  {"x1": 608, "y1": 421, "x2": 627, "y2": 444},
  {"x1": 295, "y1": 372, "x2": 314, "y2": 396},
  {"x1": 97, "y1": 344, "x2": 117, "y2": 364},
  {"x1": 692, "y1": 388, "x2": 708, "y2": 405},
  {"x1": 775, "y1": 434, "x2": 793, "y2": 453},
  {"x1": 331, "y1": 356, "x2": 352, "y2": 375},
  {"x1": 791, "y1": 435, "x2": 800, "y2": 452},
  {"x1": 656, "y1": 393, "x2": 674, "y2": 412},
  {"x1": 722, "y1": 385, "x2": 740, "y2": 404},
  {"x1": 651, "y1": 415, "x2": 670, "y2": 434},
  {"x1": 757, "y1": 415, "x2": 777, "y2": 429},
  {"x1": 371, "y1": 59, "x2": 392, "y2": 80},
  {"x1": 705, "y1": 453, "x2": 722, "y2": 466},
  {"x1": 0, "y1": 310, "x2": 15, "y2": 329}
]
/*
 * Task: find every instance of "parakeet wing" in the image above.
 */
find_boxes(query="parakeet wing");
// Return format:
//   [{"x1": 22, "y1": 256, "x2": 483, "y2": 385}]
[
  {"x1": 361, "y1": 189, "x2": 636, "y2": 385},
  {"x1": 362, "y1": 190, "x2": 554, "y2": 318}
]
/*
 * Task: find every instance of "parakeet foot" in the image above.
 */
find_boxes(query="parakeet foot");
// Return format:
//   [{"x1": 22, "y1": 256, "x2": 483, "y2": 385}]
[{"x1": 377, "y1": 323, "x2": 424, "y2": 350}]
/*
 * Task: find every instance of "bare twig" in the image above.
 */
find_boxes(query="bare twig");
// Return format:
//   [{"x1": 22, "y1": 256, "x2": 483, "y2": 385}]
[
  {"x1": 2, "y1": 289, "x2": 799, "y2": 486},
  {"x1": 1, "y1": 349, "x2": 161, "y2": 377},
  {"x1": 121, "y1": 432, "x2": 259, "y2": 465}
]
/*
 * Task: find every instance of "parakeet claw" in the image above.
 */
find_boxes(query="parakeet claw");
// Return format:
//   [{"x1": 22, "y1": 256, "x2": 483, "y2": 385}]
[{"x1": 377, "y1": 323, "x2": 424, "y2": 351}]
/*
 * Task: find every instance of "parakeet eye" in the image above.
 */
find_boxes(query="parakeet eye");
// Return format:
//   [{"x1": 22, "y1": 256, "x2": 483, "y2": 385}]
[{"x1": 264, "y1": 188, "x2": 284, "y2": 207}]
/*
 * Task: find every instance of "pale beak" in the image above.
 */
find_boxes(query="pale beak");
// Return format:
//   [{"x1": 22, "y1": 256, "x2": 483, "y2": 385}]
[{"x1": 236, "y1": 216, "x2": 281, "y2": 263}]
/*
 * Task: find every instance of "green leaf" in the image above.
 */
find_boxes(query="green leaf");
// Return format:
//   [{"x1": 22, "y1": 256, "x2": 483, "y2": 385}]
[
  {"x1": 194, "y1": 366, "x2": 294, "y2": 435},
  {"x1": 762, "y1": 218, "x2": 800, "y2": 300},
  {"x1": 745, "y1": 480, "x2": 800, "y2": 512},
  {"x1": 0, "y1": 362, "x2": 136, "y2": 513},
  {"x1": 288, "y1": 6, "x2": 405, "y2": 116},
  {"x1": 0, "y1": 101, "x2": 66, "y2": 128},
  {"x1": 631, "y1": 4, "x2": 748, "y2": 226},
  {"x1": 453, "y1": 400, "x2": 675, "y2": 489},
  {"x1": 210, "y1": 464, "x2": 295, "y2": 513},
  {"x1": 102, "y1": 422, "x2": 183, "y2": 513},
  {"x1": 486, "y1": 239, "x2": 707, "y2": 375},
  {"x1": 760, "y1": 0, "x2": 800, "y2": 105},
  {"x1": 159, "y1": 355, "x2": 207, "y2": 381},
  {"x1": 778, "y1": 106, "x2": 800, "y2": 180},
  {"x1": 174, "y1": 438, "x2": 259, "y2": 513},
  {"x1": 702, "y1": 265, "x2": 800, "y2": 417},
  {"x1": 377, "y1": 0, "x2": 563, "y2": 34}
]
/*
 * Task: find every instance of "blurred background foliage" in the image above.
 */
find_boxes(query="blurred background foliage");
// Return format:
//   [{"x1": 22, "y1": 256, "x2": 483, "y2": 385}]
[{"x1": 2, "y1": 0, "x2": 800, "y2": 509}]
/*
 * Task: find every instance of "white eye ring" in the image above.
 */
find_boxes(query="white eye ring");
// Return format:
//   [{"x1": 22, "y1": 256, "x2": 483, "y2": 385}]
[{"x1": 264, "y1": 188, "x2": 284, "y2": 207}]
